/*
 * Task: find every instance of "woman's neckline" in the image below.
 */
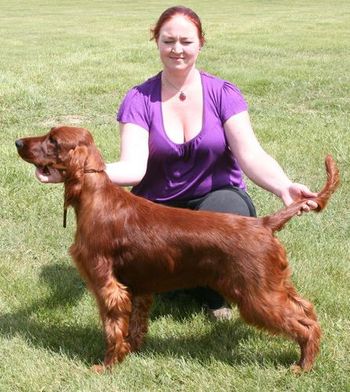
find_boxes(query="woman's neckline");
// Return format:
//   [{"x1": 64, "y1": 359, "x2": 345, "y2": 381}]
[{"x1": 159, "y1": 70, "x2": 205, "y2": 147}]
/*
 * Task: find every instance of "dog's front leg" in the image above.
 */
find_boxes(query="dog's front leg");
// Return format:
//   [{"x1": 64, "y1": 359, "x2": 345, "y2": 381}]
[
  {"x1": 127, "y1": 294, "x2": 153, "y2": 352},
  {"x1": 91, "y1": 275, "x2": 132, "y2": 373}
]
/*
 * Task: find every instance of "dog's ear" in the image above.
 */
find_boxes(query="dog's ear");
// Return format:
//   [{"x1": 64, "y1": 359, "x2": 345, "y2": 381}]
[
  {"x1": 84, "y1": 144, "x2": 106, "y2": 172},
  {"x1": 66, "y1": 145, "x2": 89, "y2": 174},
  {"x1": 63, "y1": 145, "x2": 88, "y2": 208},
  {"x1": 65, "y1": 144, "x2": 105, "y2": 172},
  {"x1": 63, "y1": 144, "x2": 106, "y2": 208}
]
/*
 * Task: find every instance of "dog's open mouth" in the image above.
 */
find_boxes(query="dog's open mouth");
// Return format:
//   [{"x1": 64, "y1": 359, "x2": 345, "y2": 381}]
[{"x1": 35, "y1": 165, "x2": 51, "y2": 176}]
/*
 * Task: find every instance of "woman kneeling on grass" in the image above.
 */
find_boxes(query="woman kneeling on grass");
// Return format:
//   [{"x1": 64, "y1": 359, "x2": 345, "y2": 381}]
[{"x1": 37, "y1": 6, "x2": 318, "y2": 320}]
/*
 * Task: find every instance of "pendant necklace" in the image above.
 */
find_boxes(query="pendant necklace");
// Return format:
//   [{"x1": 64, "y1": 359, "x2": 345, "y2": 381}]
[{"x1": 163, "y1": 76, "x2": 187, "y2": 101}]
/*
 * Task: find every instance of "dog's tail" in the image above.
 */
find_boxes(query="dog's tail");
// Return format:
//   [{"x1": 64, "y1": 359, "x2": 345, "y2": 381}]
[{"x1": 261, "y1": 155, "x2": 340, "y2": 233}]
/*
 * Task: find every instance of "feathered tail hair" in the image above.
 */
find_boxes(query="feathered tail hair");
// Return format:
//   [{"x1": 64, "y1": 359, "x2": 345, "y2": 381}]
[{"x1": 261, "y1": 155, "x2": 340, "y2": 233}]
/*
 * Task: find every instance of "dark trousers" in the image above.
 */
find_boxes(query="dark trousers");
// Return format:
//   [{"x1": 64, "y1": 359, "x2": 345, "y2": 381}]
[{"x1": 160, "y1": 186, "x2": 257, "y2": 309}]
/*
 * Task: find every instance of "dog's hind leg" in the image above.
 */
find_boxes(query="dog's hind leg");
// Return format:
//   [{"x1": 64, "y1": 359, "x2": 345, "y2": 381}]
[
  {"x1": 219, "y1": 280, "x2": 321, "y2": 372},
  {"x1": 283, "y1": 285, "x2": 322, "y2": 373},
  {"x1": 127, "y1": 294, "x2": 154, "y2": 352},
  {"x1": 241, "y1": 290, "x2": 320, "y2": 372}
]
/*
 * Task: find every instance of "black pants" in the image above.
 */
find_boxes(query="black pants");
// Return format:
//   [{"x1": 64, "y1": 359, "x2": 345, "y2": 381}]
[{"x1": 160, "y1": 186, "x2": 257, "y2": 309}]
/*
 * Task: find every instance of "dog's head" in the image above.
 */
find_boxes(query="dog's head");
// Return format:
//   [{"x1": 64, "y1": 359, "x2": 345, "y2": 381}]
[
  {"x1": 16, "y1": 126, "x2": 106, "y2": 211},
  {"x1": 15, "y1": 126, "x2": 105, "y2": 175}
]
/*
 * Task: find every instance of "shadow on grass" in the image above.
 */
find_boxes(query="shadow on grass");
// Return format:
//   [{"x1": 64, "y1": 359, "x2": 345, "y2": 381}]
[
  {"x1": 0, "y1": 263, "x2": 298, "y2": 369},
  {"x1": 0, "y1": 263, "x2": 105, "y2": 365},
  {"x1": 149, "y1": 294, "x2": 298, "y2": 369}
]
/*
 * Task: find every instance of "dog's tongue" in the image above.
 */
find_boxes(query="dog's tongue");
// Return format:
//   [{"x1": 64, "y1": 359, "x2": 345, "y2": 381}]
[{"x1": 37, "y1": 166, "x2": 51, "y2": 176}]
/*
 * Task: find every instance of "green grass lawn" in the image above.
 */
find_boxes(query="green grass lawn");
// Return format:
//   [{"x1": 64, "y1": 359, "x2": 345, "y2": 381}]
[{"x1": 1, "y1": 0, "x2": 349, "y2": 391}]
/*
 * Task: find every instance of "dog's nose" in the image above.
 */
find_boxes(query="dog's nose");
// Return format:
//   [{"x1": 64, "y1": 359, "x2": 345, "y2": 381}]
[{"x1": 15, "y1": 139, "x2": 24, "y2": 150}]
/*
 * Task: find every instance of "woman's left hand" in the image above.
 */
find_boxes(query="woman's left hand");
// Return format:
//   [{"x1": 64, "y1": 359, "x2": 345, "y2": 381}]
[{"x1": 280, "y1": 183, "x2": 318, "y2": 212}]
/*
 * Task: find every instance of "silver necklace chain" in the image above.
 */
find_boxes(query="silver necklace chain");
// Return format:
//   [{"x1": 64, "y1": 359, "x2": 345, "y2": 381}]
[{"x1": 163, "y1": 76, "x2": 187, "y2": 101}]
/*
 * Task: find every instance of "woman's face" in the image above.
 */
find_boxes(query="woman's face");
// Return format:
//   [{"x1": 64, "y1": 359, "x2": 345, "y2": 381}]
[{"x1": 157, "y1": 15, "x2": 202, "y2": 73}]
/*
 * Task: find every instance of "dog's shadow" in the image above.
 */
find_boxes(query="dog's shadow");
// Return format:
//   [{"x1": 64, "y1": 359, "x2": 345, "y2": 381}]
[
  {"x1": 0, "y1": 263, "x2": 104, "y2": 364},
  {"x1": 0, "y1": 264, "x2": 297, "y2": 369},
  {"x1": 148, "y1": 295, "x2": 297, "y2": 369}
]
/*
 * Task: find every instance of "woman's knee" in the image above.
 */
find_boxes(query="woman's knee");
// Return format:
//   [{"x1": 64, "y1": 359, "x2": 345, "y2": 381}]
[{"x1": 197, "y1": 188, "x2": 256, "y2": 217}]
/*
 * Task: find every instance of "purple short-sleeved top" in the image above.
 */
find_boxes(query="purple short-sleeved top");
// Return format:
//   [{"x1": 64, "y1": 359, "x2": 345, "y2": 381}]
[{"x1": 117, "y1": 71, "x2": 248, "y2": 202}]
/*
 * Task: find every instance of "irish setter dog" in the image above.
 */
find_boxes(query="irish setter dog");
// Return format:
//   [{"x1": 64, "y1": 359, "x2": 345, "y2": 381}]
[{"x1": 16, "y1": 126, "x2": 339, "y2": 373}]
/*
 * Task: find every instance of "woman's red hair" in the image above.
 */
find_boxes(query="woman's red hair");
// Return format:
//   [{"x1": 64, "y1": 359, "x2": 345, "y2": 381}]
[{"x1": 150, "y1": 6, "x2": 205, "y2": 47}]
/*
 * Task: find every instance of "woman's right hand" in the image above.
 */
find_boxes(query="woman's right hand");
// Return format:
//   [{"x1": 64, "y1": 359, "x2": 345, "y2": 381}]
[{"x1": 35, "y1": 167, "x2": 64, "y2": 183}]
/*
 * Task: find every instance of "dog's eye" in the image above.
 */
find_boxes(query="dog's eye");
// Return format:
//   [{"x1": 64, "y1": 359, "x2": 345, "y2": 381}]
[{"x1": 48, "y1": 136, "x2": 58, "y2": 146}]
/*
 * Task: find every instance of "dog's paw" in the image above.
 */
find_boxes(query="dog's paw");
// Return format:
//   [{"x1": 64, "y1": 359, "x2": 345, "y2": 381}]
[
  {"x1": 91, "y1": 364, "x2": 106, "y2": 374},
  {"x1": 290, "y1": 364, "x2": 303, "y2": 375}
]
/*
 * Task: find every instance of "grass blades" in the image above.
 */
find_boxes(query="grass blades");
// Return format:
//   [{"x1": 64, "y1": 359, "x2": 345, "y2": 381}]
[{"x1": 1, "y1": 1, "x2": 349, "y2": 391}]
